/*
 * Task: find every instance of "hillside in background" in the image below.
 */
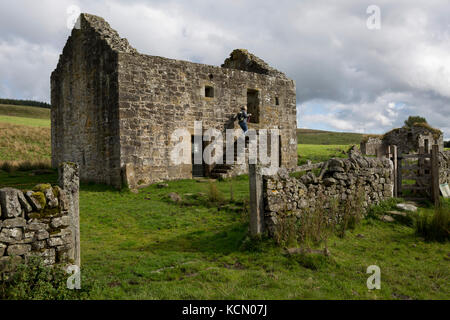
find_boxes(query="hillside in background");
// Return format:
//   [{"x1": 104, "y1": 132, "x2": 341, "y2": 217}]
[
  {"x1": 0, "y1": 98, "x2": 50, "y2": 109},
  {"x1": 0, "y1": 104, "x2": 51, "y2": 166},
  {"x1": 297, "y1": 128, "x2": 366, "y2": 145}
]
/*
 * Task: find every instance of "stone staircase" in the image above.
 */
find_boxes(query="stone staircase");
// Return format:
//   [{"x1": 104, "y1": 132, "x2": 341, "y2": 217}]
[{"x1": 210, "y1": 138, "x2": 248, "y2": 179}]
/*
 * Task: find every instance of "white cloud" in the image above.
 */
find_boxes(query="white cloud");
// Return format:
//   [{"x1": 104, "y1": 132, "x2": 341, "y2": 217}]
[{"x1": 0, "y1": 0, "x2": 449, "y2": 138}]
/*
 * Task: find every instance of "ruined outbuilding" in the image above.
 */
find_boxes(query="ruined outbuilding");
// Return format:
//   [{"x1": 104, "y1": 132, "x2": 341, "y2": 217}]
[
  {"x1": 360, "y1": 124, "x2": 444, "y2": 156},
  {"x1": 51, "y1": 14, "x2": 298, "y2": 188}
]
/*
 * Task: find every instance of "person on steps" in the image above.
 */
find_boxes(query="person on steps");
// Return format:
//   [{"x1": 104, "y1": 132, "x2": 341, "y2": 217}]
[{"x1": 237, "y1": 106, "x2": 251, "y2": 133}]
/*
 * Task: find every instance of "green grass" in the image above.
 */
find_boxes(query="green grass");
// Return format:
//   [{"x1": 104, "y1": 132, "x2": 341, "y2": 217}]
[
  {"x1": 0, "y1": 103, "x2": 51, "y2": 128},
  {"x1": 297, "y1": 129, "x2": 364, "y2": 145},
  {"x1": 0, "y1": 104, "x2": 448, "y2": 300},
  {"x1": 1, "y1": 170, "x2": 448, "y2": 300},
  {"x1": 0, "y1": 104, "x2": 51, "y2": 166},
  {"x1": 0, "y1": 104, "x2": 50, "y2": 120},
  {"x1": 297, "y1": 144, "x2": 351, "y2": 165},
  {"x1": 0, "y1": 115, "x2": 50, "y2": 128}
]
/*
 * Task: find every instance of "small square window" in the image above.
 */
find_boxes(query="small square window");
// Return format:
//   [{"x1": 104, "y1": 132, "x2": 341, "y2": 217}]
[
  {"x1": 205, "y1": 86, "x2": 214, "y2": 98},
  {"x1": 275, "y1": 97, "x2": 279, "y2": 105}
]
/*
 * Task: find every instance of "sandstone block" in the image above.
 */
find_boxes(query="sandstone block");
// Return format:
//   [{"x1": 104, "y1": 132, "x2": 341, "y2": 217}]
[
  {"x1": 36, "y1": 229, "x2": 50, "y2": 241},
  {"x1": 0, "y1": 227, "x2": 23, "y2": 243},
  {"x1": 24, "y1": 191, "x2": 43, "y2": 211},
  {"x1": 2, "y1": 217, "x2": 26, "y2": 228},
  {"x1": 50, "y1": 216, "x2": 70, "y2": 229},
  {"x1": 0, "y1": 188, "x2": 23, "y2": 218},
  {"x1": 7, "y1": 244, "x2": 31, "y2": 256},
  {"x1": 47, "y1": 237, "x2": 64, "y2": 247}
]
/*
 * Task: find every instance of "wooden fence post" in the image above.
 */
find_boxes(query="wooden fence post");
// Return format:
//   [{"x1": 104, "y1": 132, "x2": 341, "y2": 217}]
[
  {"x1": 249, "y1": 163, "x2": 264, "y2": 236},
  {"x1": 397, "y1": 151, "x2": 402, "y2": 197},
  {"x1": 431, "y1": 144, "x2": 440, "y2": 206},
  {"x1": 392, "y1": 146, "x2": 398, "y2": 198}
]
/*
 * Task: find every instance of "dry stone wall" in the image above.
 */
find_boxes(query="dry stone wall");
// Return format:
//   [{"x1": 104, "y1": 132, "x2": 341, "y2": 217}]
[
  {"x1": 0, "y1": 163, "x2": 79, "y2": 274},
  {"x1": 439, "y1": 151, "x2": 450, "y2": 184},
  {"x1": 263, "y1": 152, "x2": 394, "y2": 237}
]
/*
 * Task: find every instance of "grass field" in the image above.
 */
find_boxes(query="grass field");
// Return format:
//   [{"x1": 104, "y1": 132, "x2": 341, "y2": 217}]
[
  {"x1": 0, "y1": 104, "x2": 448, "y2": 300},
  {"x1": 297, "y1": 128, "x2": 365, "y2": 145},
  {"x1": 0, "y1": 104, "x2": 50, "y2": 120},
  {"x1": 1, "y1": 170, "x2": 448, "y2": 299},
  {"x1": 297, "y1": 144, "x2": 351, "y2": 165},
  {"x1": 0, "y1": 104, "x2": 51, "y2": 166}
]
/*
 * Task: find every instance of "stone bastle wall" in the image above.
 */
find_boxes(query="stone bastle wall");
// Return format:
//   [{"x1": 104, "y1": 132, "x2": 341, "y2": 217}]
[
  {"x1": 263, "y1": 152, "x2": 394, "y2": 237},
  {"x1": 52, "y1": 14, "x2": 298, "y2": 189},
  {"x1": 0, "y1": 163, "x2": 80, "y2": 274}
]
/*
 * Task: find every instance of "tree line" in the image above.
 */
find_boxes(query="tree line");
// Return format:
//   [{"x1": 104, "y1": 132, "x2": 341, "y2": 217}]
[{"x1": 0, "y1": 98, "x2": 50, "y2": 109}]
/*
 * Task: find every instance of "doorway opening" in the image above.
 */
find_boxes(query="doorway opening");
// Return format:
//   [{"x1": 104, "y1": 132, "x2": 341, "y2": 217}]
[
  {"x1": 191, "y1": 135, "x2": 205, "y2": 177},
  {"x1": 247, "y1": 89, "x2": 260, "y2": 123}
]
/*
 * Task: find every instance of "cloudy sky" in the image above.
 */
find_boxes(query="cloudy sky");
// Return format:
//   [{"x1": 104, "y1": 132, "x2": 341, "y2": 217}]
[{"x1": 1, "y1": 0, "x2": 449, "y2": 138}]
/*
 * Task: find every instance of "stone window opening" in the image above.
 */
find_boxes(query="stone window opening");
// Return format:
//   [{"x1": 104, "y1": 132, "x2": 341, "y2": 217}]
[
  {"x1": 247, "y1": 89, "x2": 260, "y2": 123},
  {"x1": 205, "y1": 86, "x2": 214, "y2": 98},
  {"x1": 275, "y1": 96, "x2": 279, "y2": 106}
]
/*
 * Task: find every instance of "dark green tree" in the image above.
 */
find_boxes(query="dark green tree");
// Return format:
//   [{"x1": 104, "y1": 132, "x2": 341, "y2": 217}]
[{"x1": 404, "y1": 116, "x2": 427, "y2": 128}]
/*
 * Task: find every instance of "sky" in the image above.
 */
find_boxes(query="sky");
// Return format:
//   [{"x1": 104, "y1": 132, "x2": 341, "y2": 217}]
[{"x1": 0, "y1": 0, "x2": 449, "y2": 138}]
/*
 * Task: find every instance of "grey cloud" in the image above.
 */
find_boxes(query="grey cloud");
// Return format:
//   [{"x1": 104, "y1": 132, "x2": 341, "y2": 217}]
[{"x1": 0, "y1": 0, "x2": 449, "y2": 137}]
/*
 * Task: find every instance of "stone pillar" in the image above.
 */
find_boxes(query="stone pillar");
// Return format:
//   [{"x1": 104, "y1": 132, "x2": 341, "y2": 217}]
[
  {"x1": 58, "y1": 162, "x2": 80, "y2": 267},
  {"x1": 249, "y1": 164, "x2": 264, "y2": 236}
]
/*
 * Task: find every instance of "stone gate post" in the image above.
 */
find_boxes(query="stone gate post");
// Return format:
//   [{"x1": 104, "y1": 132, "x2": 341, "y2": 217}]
[{"x1": 58, "y1": 162, "x2": 80, "y2": 267}]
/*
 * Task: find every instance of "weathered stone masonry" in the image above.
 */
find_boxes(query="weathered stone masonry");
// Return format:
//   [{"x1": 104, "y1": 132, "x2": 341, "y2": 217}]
[
  {"x1": 52, "y1": 14, "x2": 298, "y2": 189},
  {"x1": 439, "y1": 151, "x2": 450, "y2": 184},
  {"x1": 0, "y1": 163, "x2": 80, "y2": 274},
  {"x1": 263, "y1": 151, "x2": 394, "y2": 237}
]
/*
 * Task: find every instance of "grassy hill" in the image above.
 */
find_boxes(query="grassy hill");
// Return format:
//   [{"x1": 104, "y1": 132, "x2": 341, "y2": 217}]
[
  {"x1": 0, "y1": 104, "x2": 50, "y2": 120},
  {"x1": 297, "y1": 128, "x2": 366, "y2": 145},
  {"x1": 0, "y1": 104, "x2": 51, "y2": 168}
]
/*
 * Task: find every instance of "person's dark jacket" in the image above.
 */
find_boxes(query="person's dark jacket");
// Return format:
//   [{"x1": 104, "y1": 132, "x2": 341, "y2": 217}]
[{"x1": 237, "y1": 110, "x2": 249, "y2": 123}]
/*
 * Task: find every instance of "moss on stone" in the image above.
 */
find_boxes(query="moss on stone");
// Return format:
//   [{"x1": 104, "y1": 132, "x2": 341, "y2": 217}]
[
  {"x1": 50, "y1": 228, "x2": 62, "y2": 235},
  {"x1": 361, "y1": 134, "x2": 382, "y2": 144},
  {"x1": 52, "y1": 186, "x2": 60, "y2": 198},
  {"x1": 32, "y1": 184, "x2": 52, "y2": 193},
  {"x1": 61, "y1": 162, "x2": 76, "y2": 168},
  {"x1": 27, "y1": 205, "x2": 61, "y2": 220},
  {"x1": 32, "y1": 191, "x2": 46, "y2": 209},
  {"x1": 412, "y1": 122, "x2": 442, "y2": 139}
]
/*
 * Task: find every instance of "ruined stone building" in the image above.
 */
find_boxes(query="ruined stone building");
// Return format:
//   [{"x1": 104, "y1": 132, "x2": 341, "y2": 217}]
[
  {"x1": 51, "y1": 14, "x2": 298, "y2": 188},
  {"x1": 360, "y1": 124, "x2": 444, "y2": 156}
]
